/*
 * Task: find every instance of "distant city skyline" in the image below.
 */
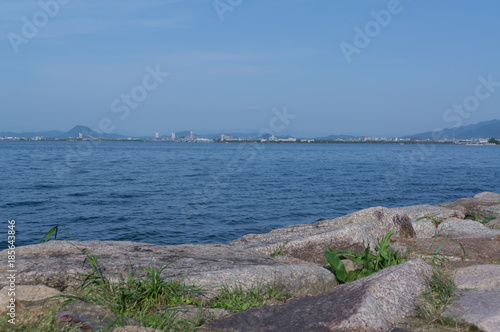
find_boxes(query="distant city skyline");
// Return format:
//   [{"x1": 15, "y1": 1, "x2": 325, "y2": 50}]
[
  {"x1": 1, "y1": 118, "x2": 499, "y2": 141},
  {"x1": 1, "y1": 1, "x2": 499, "y2": 137}
]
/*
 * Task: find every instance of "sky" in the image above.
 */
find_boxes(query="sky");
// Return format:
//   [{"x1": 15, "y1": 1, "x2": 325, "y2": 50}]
[{"x1": 1, "y1": 0, "x2": 499, "y2": 137}]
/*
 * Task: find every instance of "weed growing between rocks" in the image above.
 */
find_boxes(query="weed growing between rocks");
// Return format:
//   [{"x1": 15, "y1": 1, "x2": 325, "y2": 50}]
[
  {"x1": 412, "y1": 268, "x2": 481, "y2": 331},
  {"x1": 427, "y1": 230, "x2": 466, "y2": 264},
  {"x1": 210, "y1": 282, "x2": 291, "y2": 312},
  {"x1": 324, "y1": 228, "x2": 411, "y2": 283},
  {"x1": 32, "y1": 228, "x2": 293, "y2": 330},
  {"x1": 62, "y1": 245, "x2": 206, "y2": 331},
  {"x1": 0, "y1": 302, "x2": 84, "y2": 332},
  {"x1": 41, "y1": 224, "x2": 71, "y2": 242},
  {"x1": 270, "y1": 239, "x2": 289, "y2": 258},
  {"x1": 464, "y1": 212, "x2": 496, "y2": 225},
  {"x1": 417, "y1": 215, "x2": 447, "y2": 227},
  {"x1": 394, "y1": 267, "x2": 480, "y2": 332}
]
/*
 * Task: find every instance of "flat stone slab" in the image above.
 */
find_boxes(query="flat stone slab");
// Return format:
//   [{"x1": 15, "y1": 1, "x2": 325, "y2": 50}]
[
  {"x1": 453, "y1": 264, "x2": 500, "y2": 291},
  {"x1": 437, "y1": 218, "x2": 500, "y2": 238},
  {"x1": 395, "y1": 237, "x2": 500, "y2": 263},
  {"x1": 0, "y1": 285, "x2": 62, "y2": 315},
  {"x1": 0, "y1": 241, "x2": 336, "y2": 300},
  {"x1": 442, "y1": 290, "x2": 500, "y2": 332},
  {"x1": 392, "y1": 205, "x2": 464, "y2": 222},
  {"x1": 207, "y1": 260, "x2": 432, "y2": 332}
]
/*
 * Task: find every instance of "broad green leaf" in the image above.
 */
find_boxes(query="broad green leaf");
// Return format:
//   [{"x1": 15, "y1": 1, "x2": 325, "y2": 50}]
[{"x1": 324, "y1": 246, "x2": 348, "y2": 282}]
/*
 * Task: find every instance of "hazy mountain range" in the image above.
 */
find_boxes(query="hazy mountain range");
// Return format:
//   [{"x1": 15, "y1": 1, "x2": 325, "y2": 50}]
[
  {"x1": 1, "y1": 120, "x2": 499, "y2": 140},
  {"x1": 403, "y1": 119, "x2": 500, "y2": 140}
]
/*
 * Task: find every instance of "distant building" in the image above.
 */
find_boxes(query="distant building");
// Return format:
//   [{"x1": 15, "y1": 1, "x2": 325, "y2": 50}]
[
  {"x1": 190, "y1": 131, "x2": 195, "y2": 140},
  {"x1": 221, "y1": 134, "x2": 234, "y2": 141},
  {"x1": 171, "y1": 132, "x2": 176, "y2": 140},
  {"x1": 78, "y1": 133, "x2": 83, "y2": 139},
  {"x1": 155, "y1": 132, "x2": 160, "y2": 139}
]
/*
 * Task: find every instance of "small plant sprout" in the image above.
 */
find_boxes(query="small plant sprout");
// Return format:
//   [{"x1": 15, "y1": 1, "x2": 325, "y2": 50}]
[{"x1": 270, "y1": 239, "x2": 289, "y2": 258}]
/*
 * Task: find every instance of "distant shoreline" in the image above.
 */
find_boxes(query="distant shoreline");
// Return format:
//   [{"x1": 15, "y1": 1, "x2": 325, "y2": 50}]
[{"x1": 1, "y1": 139, "x2": 497, "y2": 145}]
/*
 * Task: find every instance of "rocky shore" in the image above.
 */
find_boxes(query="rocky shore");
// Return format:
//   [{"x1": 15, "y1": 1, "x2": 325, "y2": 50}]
[{"x1": 1, "y1": 192, "x2": 500, "y2": 331}]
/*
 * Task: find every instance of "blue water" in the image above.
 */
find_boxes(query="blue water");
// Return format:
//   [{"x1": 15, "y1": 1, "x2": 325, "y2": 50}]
[{"x1": 1, "y1": 141, "x2": 499, "y2": 250}]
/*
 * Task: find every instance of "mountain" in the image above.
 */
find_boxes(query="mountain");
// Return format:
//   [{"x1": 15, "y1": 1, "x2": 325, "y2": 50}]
[
  {"x1": 0, "y1": 130, "x2": 65, "y2": 138},
  {"x1": 0, "y1": 125, "x2": 127, "y2": 139},
  {"x1": 404, "y1": 119, "x2": 500, "y2": 140}
]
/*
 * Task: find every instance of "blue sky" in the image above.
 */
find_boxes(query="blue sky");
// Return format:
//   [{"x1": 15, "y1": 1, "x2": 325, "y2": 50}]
[{"x1": 1, "y1": 0, "x2": 499, "y2": 137}]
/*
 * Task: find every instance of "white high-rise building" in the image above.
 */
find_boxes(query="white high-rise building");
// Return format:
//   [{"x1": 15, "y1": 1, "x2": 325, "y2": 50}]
[
  {"x1": 190, "y1": 131, "x2": 195, "y2": 140},
  {"x1": 155, "y1": 132, "x2": 160, "y2": 139},
  {"x1": 78, "y1": 133, "x2": 83, "y2": 139},
  {"x1": 171, "y1": 132, "x2": 176, "y2": 140}
]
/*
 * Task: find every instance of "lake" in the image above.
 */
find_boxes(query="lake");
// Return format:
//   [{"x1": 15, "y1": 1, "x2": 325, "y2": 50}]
[{"x1": 1, "y1": 141, "x2": 499, "y2": 249}]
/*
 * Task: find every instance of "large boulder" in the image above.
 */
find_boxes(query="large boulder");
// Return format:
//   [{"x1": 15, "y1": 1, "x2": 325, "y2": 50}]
[
  {"x1": 442, "y1": 291, "x2": 500, "y2": 332},
  {"x1": 0, "y1": 241, "x2": 336, "y2": 300},
  {"x1": 440, "y1": 192, "x2": 500, "y2": 218},
  {"x1": 443, "y1": 264, "x2": 500, "y2": 332},
  {"x1": 207, "y1": 259, "x2": 433, "y2": 332},
  {"x1": 230, "y1": 207, "x2": 421, "y2": 265}
]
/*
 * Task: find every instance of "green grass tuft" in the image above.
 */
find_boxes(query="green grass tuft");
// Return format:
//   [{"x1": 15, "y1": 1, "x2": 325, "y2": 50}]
[{"x1": 210, "y1": 282, "x2": 291, "y2": 312}]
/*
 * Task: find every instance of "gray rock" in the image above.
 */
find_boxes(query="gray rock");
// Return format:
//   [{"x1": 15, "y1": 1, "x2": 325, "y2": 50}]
[
  {"x1": 173, "y1": 306, "x2": 231, "y2": 321},
  {"x1": 411, "y1": 220, "x2": 437, "y2": 238},
  {"x1": 0, "y1": 241, "x2": 336, "y2": 301},
  {"x1": 0, "y1": 285, "x2": 62, "y2": 314},
  {"x1": 437, "y1": 218, "x2": 500, "y2": 238},
  {"x1": 393, "y1": 204, "x2": 464, "y2": 222},
  {"x1": 475, "y1": 192, "x2": 500, "y2": 200},
  {"x1": 230, "y1": 206, "x2": 417, "y2": 265},
  {"x1": 440, "y1": 192, "x2": 500, "y2": 218},
  {"x1": 442, "y1": 290, "x2": 500, "y2": 332},
  {"x1": 207, "y1": 259, "x2": 432, "y2": 332},
  {"x1": 453, "y1": 264, "x2": 500, "y2": 291},
  {"x1": 486, "y1": 219, "x2": 500, "y2": 230},
  {"x1": 442, "y1": 263, "x2": 500, "y2": 332}
]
